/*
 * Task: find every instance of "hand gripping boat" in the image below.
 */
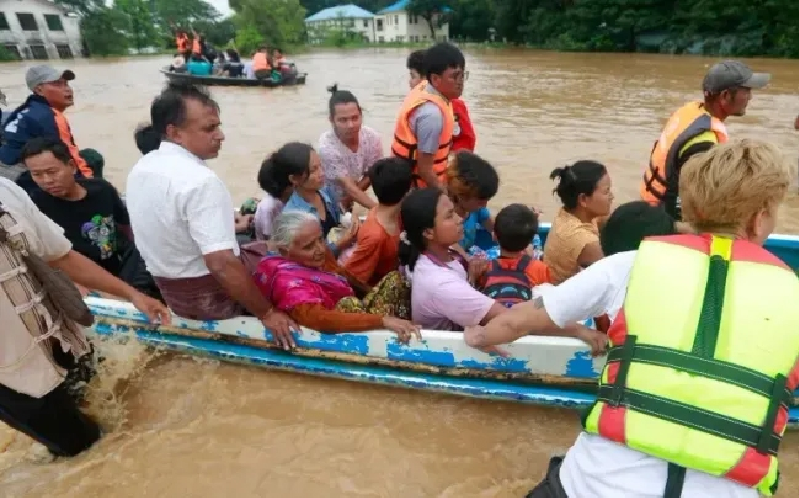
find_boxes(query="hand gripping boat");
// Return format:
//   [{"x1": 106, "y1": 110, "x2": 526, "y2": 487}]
[{"x1": 83, "y1": 225, "x2": 799, "y2": 426}]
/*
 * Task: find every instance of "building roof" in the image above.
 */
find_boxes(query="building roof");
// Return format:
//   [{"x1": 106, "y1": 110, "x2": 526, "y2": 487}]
[
  {"x1": 305, "y1": 4, "x2": 375, "y2": 22},
  {"x1": 378, "y1": 0, "x2": 450, "y2": 14}
]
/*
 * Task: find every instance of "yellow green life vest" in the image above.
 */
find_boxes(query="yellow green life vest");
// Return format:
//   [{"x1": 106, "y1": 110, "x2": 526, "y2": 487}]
[{"x1": 583, "y1": 233, "x2": 799, "y2": 496}]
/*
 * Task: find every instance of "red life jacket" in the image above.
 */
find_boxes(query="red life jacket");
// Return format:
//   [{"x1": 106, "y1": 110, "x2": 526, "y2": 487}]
[{"x1": 481, "y1": 256, "x2": 533, "y2": 308}]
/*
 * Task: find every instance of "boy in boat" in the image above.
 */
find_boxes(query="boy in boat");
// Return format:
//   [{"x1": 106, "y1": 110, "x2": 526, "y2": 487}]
[
  {"x1": 466, "y1": 139, "x2": 798, "y2": 498},
  {"x1": 475, "y1": 204, "x2": 552, "y2": 307}
]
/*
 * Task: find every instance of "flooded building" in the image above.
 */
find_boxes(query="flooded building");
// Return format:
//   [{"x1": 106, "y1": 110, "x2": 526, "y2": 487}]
[
  {"x1": 305, "y1": 4, "x2": 377, "y2": 44},
  {"x1": 0, "y1": 0, "x2": 81, "y2": 60}
]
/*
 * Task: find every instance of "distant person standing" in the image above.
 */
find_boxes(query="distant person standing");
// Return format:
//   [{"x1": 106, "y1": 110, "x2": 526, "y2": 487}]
[
  {"x1": 391, "y1": 43, "x2": 465, "y2": 188},
  {"x1": 252, "y1": 46, "x2": 272, "y2": 80}
]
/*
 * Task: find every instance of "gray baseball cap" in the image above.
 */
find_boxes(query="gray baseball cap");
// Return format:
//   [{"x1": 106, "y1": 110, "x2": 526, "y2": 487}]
[
  {"x1": 702, "y1": 60, "x2": 770, "y2": 93},
  {"x1": 25, "y1": 65, "x2": 75, "y2": 91}
]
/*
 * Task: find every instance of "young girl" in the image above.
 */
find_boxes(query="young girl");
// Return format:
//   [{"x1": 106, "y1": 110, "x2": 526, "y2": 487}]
[
  {"x1": 253, "y1": 144, "x2": 302, "y2": 240},
  {"x1": 446, "y1": 151, "x2": 499, "y2": 258},
  {"x1": 543, "y1": 160, "x2": 613, "y2": 283},
  {"x1": 399, "y1": 187, "x2": 506, "y2": 331}
]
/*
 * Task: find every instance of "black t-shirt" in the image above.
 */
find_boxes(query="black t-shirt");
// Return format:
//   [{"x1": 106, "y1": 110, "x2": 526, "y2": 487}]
[{"x1": 30, "y1": 178, "x2": 130, "y2": 274}]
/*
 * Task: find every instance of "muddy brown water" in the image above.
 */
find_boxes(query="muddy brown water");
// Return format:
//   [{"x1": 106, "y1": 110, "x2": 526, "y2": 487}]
[{"x1": 1, "y1": 49, "x2": 799, "y2": 497}]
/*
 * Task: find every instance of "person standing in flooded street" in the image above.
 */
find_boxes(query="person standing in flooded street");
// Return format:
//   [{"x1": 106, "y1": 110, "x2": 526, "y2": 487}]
[
  {"x1": 467, "y1": 139, "x2": 798, "y2": 498},
  {"x1": 640, "y1": 60, "x2": 770, "y2": 219},
  {"x1": 125, "y1": 82, "x2": 298, "y2": 349},
  {"x1": 0, "y1": 177, "x2": 168, "y2": 459}
]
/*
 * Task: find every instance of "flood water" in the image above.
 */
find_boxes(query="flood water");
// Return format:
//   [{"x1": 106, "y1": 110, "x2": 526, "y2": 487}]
[{"x1": 2, "y1": 49, "x2": 799, "y2": 497}]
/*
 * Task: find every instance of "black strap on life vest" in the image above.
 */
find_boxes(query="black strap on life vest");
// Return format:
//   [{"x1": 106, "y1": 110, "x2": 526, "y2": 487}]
[{"x1": 597, "y1": 247, "x2": 790, "y2": 493}]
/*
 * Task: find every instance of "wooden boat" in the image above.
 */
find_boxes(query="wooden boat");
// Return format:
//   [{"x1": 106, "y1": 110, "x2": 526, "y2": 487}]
[
  {"x1": 84, "y1": 224, "x2": 799, "y2": 426},
  {"x1": 160, "y1": 68, "x2": 307, "y2": 87}
]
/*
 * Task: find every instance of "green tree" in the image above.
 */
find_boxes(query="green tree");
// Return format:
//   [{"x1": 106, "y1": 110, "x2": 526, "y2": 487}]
[
  {"x1": 151, "y1": 0, "x2": 220, "y2": 27},
  {"x1": 231, "y1": 0, "x2": 306, "y2": 50},
  {"x1": 115, "y1": 0, "x2": 160, "y2": 51},
  {"x1": 407, "y1": 0, "x2": 448, "y2": 39},
  {"x1": 80, "y1": 7, "x2": 131, "y2": 56}
]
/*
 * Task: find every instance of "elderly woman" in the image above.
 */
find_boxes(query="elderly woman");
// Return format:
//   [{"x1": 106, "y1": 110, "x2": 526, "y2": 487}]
[
  {"x1": 253, "y1": 210, "x2": 420, "y2": 342},
  {"x1": 465, "y1": 139, "x2": 799, "y2": 498}
]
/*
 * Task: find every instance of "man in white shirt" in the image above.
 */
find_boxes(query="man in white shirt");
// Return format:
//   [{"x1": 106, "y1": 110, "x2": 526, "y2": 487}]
[
  {"x1": 464, "y1": 140, "x2": 796, "y2": 498},
  {"x1": 126, "y1": 82, "x2": 296, "y2": 349}
]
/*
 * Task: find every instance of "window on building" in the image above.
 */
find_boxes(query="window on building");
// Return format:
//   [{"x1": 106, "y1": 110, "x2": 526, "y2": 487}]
[
  {"x1": 376, "y1": 19, "x2": 383, "y2": 31},
  {"x1": 363, "y1": 19, "x2": 368, "y2": 27},
  {"x1": 394, "y1": 15, "x2": 399, "y2": 25},
  {"x1": 0, "y1": 13, "x2": 9, "y2": 31},
  {"x1": 16, "y1": 13, "x2": 38, "y2": 31},
  {"x1": 3, "y1": 44, "x2": 20, "y2": 59},
  {"x1": 44, "y1": 14, "x2": 63, "y2": 31},
  {"x1": 30, "y1": 45, "x2": 48, "y2": 60},
  {"x1": 395, "y1": 36, "x2": 404, "y2": 42},
  {"x1": 378, "y1": 36, "x2": 384, "y2": 43},
  {"x1": 55, "y1": 43, "x2": 73, "y2": 58}
]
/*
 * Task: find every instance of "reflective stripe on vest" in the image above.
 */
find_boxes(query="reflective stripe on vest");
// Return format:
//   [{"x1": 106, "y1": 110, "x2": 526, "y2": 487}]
[
  {"x1": 252, "y1": 52, "x2": 270, "y2": 71},
  {"x1": 583, "y1": 234, "x2": 799, "y2": 496},
  {"x1": 391, "y1": 81, "x2": 454, "y2": 187},
  {"x1": 53, "y1": 110, "x2": 91, "y2": 177},
  {"x1": 640, "y1": 102, "x2": 728, "y2": 209}
]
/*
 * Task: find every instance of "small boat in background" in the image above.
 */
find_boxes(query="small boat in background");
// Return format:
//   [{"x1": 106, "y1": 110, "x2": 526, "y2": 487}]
[
  {"x1": 161, "y1": 68, "x2": 307, "y2": 87},
  {"x1": 83, "y1": 223, "x2": 799, "y2": 426}
]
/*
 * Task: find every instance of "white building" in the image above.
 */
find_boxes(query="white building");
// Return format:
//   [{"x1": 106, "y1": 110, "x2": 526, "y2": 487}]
[
  {"x1": 0, "y1": 0, "x2": 81, "y2": 60},
  {"x1": 305, "y1": 4, "x2": 376, "y2": 44},
  {"x1": 374, "y1": 0, "x2": 448, "y2": 44}
]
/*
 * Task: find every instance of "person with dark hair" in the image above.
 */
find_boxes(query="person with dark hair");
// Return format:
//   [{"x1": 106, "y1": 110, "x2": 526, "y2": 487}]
[
  {"x1": 225, "y1": 48, "x2": 243, "y2": 77},
  {"x1": 476, "y1": 204, "x2": 552, "y2": 307},
  {"x1": 399, "y1": 187, "x2": 507, "y2": 331},
  {"x1": 0, "y1": 65, "x2": 101, "y2": 185},
  {"x1": 392, "y1": 42, "x2": 466, "y2": 188},
  {"x1": 20, "y1": 137, "x2": 161, "y2": 299},
  {"x1": 600, "y1": 201, "x2": 678, "y2": 256},
  {"x1": 543, "y1": 160, "x2": 613, "y2": 283},
  {"x1": 318, "y1": 84, "x2": 383, "y2": 211},
  {"x1": 641, "y1": 60, "x2": 770, "y2": 219},
  {"x1": 126, "y1": 82, "x2": 297, "y2": 348},
  {"x1": 277, "y1": 142, "x2": 359, "y2": 256},
  {"x1": 406, "y1": 48, "x2": 476, "y2": 153},
  {"x1": 134, "y1": 123, "x2": 161, "y2": 155},
  {"x1": 343, "y1": 157, "x2": 413, "y2": 286},
  {"x1": 252, "y1": 46, "x2": 272, "y2": 80},
  {"x1": 446, "y1": 151, "x2": 498, "y2": 256}
]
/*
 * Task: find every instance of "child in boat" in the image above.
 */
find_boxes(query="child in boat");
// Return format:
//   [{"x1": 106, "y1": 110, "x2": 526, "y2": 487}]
[
  {"x1": 476, "y1": 204, "x2": 552, "y2": 307},
  {"x1": 447, "y1": 151, "x2": 499, "y2": 258},
  {"x1": 254, "y1": 210, "x2": 420, "y2": 342},
  {"x1": 543, "y1": 160, "x2": 613, "y2": 283},
  {"x1": 254, "y1": 143, "x2": 308, "y2": 240},
  {"x1": 400, "y1": 187, "x2": 507, "y2": 331},
  {"x1": 343, "y1": 157, "x2": 413, "y2": 286}
]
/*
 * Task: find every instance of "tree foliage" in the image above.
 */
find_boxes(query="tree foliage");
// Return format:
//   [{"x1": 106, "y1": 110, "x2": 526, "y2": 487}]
[{"x1": 231, "y1": 0, "x2": 306, "y2": 53}]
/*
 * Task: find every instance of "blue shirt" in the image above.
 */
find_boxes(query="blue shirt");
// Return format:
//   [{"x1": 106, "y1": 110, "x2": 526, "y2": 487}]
[
  {"x1": 186, "y1": 60, "x2": 212, "y2": 76},
  {"x1": 0, "y1": 95, "x2": 64, "y2": 165},
  {"x1": 460, "y1": 207, "x2": 490, "y2": 251}
]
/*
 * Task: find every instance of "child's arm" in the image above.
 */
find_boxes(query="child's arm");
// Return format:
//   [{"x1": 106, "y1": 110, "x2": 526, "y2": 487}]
[{"x1": 480, "y1": 215, "x2": 494, "y2": 234}]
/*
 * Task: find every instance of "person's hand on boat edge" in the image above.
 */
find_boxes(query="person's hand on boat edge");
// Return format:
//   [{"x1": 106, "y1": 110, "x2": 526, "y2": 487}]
[
  {"x1": 382, "y1": 317, "x2": 422, "y2": 344},
  {"x1": 130, "y1": 292, "x2": 171, "y2": 326},
  {"x1": 261, "y1": 309, "x2": 298, "y2": 350},
  {"x1": 572, "y1": 324, "x2": 608, "y2": 357}
]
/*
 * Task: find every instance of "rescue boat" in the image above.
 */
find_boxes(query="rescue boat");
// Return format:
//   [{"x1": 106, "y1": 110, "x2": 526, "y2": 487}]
[{"x1": 83, "y1": 224, "x2": 799, "y2": 426}]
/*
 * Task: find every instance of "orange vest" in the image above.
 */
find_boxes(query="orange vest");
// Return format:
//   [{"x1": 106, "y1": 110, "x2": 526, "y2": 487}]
[
  {"x1": 252, "y1": 52, "x2": 270, "y2": 71},
  {"x1": 640, "y1": 101, "x2": 728, "y2": 215},
  {"x1": 176, "y1": 34, "x2": 188, "y2": 52},
  {"x1": 53, "y1": 110, "x2": 91, "y2": 177},
  {"x1": 192, "y1": 38, "x2": 201, "y2": 54},
  {"x1": 391, "y1": 82, "x2": 454, "y2": 187}
]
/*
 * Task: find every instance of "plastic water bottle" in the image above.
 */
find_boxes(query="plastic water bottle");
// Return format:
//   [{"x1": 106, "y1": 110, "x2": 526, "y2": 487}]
[{"x1": 532, "y1": 234, "x2": 543, "y2": 260}]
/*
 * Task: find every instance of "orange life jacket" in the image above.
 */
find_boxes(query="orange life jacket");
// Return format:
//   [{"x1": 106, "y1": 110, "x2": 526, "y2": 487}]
[
  {"x1": 53, "y1": 109, "x2": 92, "y2": 177},
  {"x1": 391, "y1": 82, "x2": 454, "y2": 187},
  {"x1": 176, "y1": 34, "x2": 188, "y2": 52},
  {"x1": 252, "y1": 52, "x2": 271, "y2": 71},
  {"x1": 640, "y1": 101, "x2": 728, "y2": 215},
  {"x1": 192, "y1": 38, "x2": 201, "y2": 55}
]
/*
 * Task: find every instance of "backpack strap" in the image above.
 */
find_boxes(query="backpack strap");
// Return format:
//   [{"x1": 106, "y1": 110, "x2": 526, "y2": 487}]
[{"x1": 515, "y1": 254, "x2": 532, "y2": 273}]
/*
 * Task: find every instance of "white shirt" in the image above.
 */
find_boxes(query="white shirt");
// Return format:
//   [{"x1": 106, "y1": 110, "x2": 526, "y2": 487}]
[
  {"x1": 537, "y1": 251, "x2": 756, "y2": 498},
  {"x1": 126, "y1": 142, "x2": 238, "y2": 279}
]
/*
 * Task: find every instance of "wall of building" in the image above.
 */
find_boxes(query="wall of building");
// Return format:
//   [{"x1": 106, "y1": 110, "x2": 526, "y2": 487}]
[
  {"x1": 373, "y1": 11, "x2": 448, "y2": 43},
  {"x1": 0, "y1": 0, "x2": 82, "y2": 60},
  {"x1": 306, "y1": 17, "x2": 376, "y2": 43}
]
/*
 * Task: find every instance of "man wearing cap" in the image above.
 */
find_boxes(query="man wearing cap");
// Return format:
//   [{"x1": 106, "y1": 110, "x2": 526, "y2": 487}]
[
  {"x1": 0, "y1": 65, "x2": 100, "y2": 185},
  {"x1": 640, "y1": 60, "x2": 770, "y2": 219}
]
